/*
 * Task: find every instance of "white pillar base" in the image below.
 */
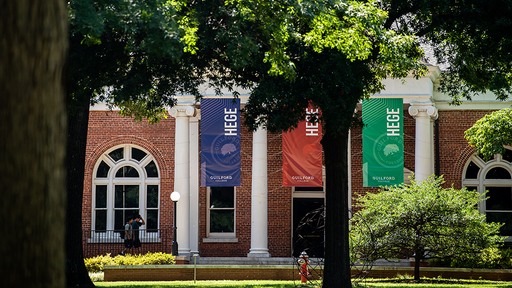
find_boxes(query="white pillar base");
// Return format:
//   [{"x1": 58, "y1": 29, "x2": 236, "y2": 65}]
[{"x1": 247, "y1": 248, "x2": 271, "y2": 258}]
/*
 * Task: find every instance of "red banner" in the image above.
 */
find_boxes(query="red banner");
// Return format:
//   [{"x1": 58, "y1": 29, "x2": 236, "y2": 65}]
[{"x1": 282, "y1": 106, "x2": 323, "y2": 187}]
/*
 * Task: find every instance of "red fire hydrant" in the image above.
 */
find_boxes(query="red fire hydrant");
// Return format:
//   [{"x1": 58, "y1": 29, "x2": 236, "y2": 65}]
[{"x1": 298, "y1": 251, "x2": 309, "y2": 283}]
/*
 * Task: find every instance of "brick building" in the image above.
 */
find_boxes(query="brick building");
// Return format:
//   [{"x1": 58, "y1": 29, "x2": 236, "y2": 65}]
[{"x1": 82, "y1": 66, "x2": 512, "y2": 259}]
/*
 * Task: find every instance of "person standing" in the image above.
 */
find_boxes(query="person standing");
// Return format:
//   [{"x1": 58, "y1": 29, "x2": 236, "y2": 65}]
[
  {"x1": 132, "y1": 214, "x2": 145, "y2": 251},
  {"x1": 119, "y1": 216, "x2": 134, "y2": 255}
]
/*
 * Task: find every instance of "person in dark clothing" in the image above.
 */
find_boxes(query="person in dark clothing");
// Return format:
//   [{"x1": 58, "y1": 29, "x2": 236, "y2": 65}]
[
  {"x1": 132, "y1": 214, "x2": 145, "y2": 250},
  {"x1": 119, "y1": 216, "x2": 134, "y2": 255}
]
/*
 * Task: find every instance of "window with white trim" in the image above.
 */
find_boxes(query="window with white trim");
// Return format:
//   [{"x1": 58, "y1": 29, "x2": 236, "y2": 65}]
[
  {"x1": 93, "y1": 145, "x2": 160, "y2": 234},
  {"x1": 463, "y1": 148, "x2": 512, "y2": 239},
  {"x1": 207, "y1": 187, "x2": 236, "y2": 238}
]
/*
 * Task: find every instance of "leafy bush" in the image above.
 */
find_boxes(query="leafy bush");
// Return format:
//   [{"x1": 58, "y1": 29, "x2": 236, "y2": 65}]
[
  {"x1": 351, "y1": 175, "x2": 504, "y2": 281},
  {"x1": 84, "y1": 252, "x2": 175, "y2": 272},
  {"x1": 429, "y1": 247, "x2": 512, "y2": 269}
]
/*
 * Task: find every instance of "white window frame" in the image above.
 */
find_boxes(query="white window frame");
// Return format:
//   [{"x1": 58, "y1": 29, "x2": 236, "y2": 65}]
[
  {"x1": 90, "y1": 144, "x2": 161, "y2": 242},
  {"x1": 205, "y1": 187, "x2": 236, "y2": 240},
  {"x1": 462, "y1": 151, "x2": 512, "y2": 241}
]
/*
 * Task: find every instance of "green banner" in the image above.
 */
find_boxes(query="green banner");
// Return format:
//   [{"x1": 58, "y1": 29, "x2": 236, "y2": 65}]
[{"x1": 362, "y1": 98, "x2": 404, "y2": 187}]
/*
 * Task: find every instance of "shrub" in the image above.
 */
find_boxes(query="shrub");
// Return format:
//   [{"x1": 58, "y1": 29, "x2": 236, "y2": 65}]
[
  {"x1": 429, "y1": 247, "x2": 512, "y2": 269},
  {"x1": 84, "y1": 252, "x2": 175, "y2": 272},
  {"x1": 351, "y1": 174, "x2": 504, "y2": 281}
]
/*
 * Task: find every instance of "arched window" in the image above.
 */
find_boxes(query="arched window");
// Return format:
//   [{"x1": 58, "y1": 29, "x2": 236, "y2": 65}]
[
  {"x1": 463, "y1": 149, "x2": 512, "y2": 239},
  {"x1": 93, "y1": 145, "x2": 160, "y2": 236}
]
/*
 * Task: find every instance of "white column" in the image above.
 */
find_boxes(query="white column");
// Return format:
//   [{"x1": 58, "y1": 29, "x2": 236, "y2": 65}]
[
  {"x1": 247, "y1": 127, "x2": 270, "y2": 258},
  {"x1": 169, "y1": 106, "x2": 196, "y2": 257},
  {"x1": 189, "y1": 116, "x2": 200, "y2": 256},
  {"x1": 408, "y1": 104, "x2": 438, "y2": 182}
]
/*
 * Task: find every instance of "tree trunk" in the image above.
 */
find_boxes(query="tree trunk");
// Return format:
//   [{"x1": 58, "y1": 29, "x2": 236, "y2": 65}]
[
  {"x1": 414, "y1": 249, "x2": 421, "y2": 281},
  {"x1": 65, "y1": 95, "x2": 94, "y2": 287},
  {"x1": 321, "y1": 126, "x2": 352, "y2": 288},
  {"x1": 0, "y1": 1, "x2": 68, "y2": 287}
]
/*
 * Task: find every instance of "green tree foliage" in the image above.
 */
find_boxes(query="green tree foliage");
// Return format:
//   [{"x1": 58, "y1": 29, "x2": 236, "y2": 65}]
[
  {"x1": 381, "y1": 0, "x2": 512, "y2": 103},
  {"x1": 67, "y1": 1, "x2": 202, "y2": 286},
  {"x1": 68, "y1": 1, "x2": 512, "y2": 287},
  {"x1": 465, "y1": 108, "x2": 512, "y2": 161},
  {"x1": 351, "y1": 175, "x2": 503, "y2": 281},
  {"x1": 69, "y1": 0, "x2": 204, "y2": 122},
  {"x1": 213, "y1": 2, "x2": 425, "y2": 287}
]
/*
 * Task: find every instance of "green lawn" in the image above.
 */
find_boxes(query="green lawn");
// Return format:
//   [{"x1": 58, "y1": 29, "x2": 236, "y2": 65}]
[
  {"x1": 93, "y1": 279, "x2": 512, "y2": 288},
  {"x1": 94, "y1": 280, "x2": 297, "y2": 287}
]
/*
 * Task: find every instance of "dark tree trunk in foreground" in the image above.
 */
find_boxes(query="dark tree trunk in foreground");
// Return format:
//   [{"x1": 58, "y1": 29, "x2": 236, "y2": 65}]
[
  {"x1": 322, "y1": 126, "x2": 352, "y2": 288},
  {"x1": 65, "y1": 95, "x2": 94, "y2": 287},
  {"x1": 414, "y1": 248, "x2": 422, "y2": 281},
  {"x1": 0, "y1": 1, "x2": 68, "y2": 287}
]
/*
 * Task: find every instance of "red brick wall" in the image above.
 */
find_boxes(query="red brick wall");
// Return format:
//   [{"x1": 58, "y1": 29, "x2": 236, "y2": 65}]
[
  {"x1": 437, "y1": 110, "x2": 494, "y2": 189},
  {"x1": 84, "y1": 111, "x2": 292, "y2": 257},
  {"x1": 83, "y1": 111, "x2": 175, "y2": 234},
  {"x1": 83, "y1": 108, "x2": 495, "y2": 258},
  {"x1": 197, "y1": 118, "x2": 292, "y2": 257}
]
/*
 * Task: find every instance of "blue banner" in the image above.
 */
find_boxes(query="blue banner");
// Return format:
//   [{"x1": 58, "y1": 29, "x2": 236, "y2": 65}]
[{"x1": 201, "y1": 98, "x2": 241, "y2": 187}]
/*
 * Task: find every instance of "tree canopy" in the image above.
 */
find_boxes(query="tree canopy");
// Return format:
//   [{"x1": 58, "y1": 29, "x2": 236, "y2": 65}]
[
  {"x1": 381, "y1": 0, "x2": 512, "y2": 104},
  {"x1": 66, "y1": 0, "x2": 512, "y2": 287},
  {"x1": 465, "y1": 108, "x2": 512, "y2": 161},
  {"x1": 69, "y1": 0, "x2": 203, "y2": 122},
  {"x1": 351, "y1": 175, "x2": 503, "y2": 281}
]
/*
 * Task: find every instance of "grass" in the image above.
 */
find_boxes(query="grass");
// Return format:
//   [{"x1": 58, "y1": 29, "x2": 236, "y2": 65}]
[
  {"x1": 90, "y1": 273, "x2": 512, "y2": 288},
  {"x1": 353, "y1": 278, "x2": 512, "y2": 288},
  {"x1": 94, "y1": 280, "x2": 297, "y2": 287},
  {"x1": 354, "y1": 283, "x2": 512, "y2": 288},
  {"x1": 92, "y1": 279, "x2": 512, "y2": 288}
]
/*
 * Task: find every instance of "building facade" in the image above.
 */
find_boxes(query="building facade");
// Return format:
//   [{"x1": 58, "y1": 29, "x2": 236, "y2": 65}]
[{"x1": 82, "y1": 66, "x2": 512, "y2": 259}]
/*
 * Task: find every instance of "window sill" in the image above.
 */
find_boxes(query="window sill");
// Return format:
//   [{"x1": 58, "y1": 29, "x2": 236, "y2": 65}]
[{"x1": 202, "y1": 238, "x2": 239, "y2": 243}]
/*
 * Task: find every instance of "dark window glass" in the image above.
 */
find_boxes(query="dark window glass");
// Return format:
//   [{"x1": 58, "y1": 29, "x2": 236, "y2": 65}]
[
  {"x1": 503, "y1": 149, "x2": 512, "y2": 163},
  {"x1": 132, "y1": 148, "x2": 147, "y2": 161},
  {"x1": 95, "y1": 185, "x2": 107, "y2": 208},
  {"x1": 465, "y1": 161, "x2": 480, "y2": 179},
  {"x1": 147, "y1": 185, "x2": 158, "y2": 208},
  {"x1": 486, "y1": 212, "x2": 512, "y2": 236},
  {"x1": 145, "y1": 161, "x2": 158, "y2": 177},
  {"x1": 114, "y1": 185, "x2": 139, "y2": 208},
  {"x1": 210, "y1": 210, "x2": 234, "y2": 232},
  {"x1": 115, "y1": 166, "x2": 139, "y2": 178},
  {"x1": 125, "y1": 185, "x2": 139, "y2": 208},
  {"x1": 210, "y1": 187, "x2": 234, "y2": 208},
  {"x1": 109, "y1": 148, "x2": 124, "y2": 162},
  {"x1": 486, "y1": 187, "x2": 512, "y2": 210},
  {"x1": 96, "y1": 161, "x2": 110, "y2": 178},
  {"x1": 295, "y1": 187, "x2": 324, "y2": 192},
  {"x1": 114, "y1": 209, "x2": 139, "y2": 231},
  {"x1": 95, "y1": 210, "x2": 107, "y2": 231},
  {"x1": 485, "y1": 167, "x2": 511, "y2": 179},
  {"x1": 114, "y1": 210, "x2": 124, "y2": 231},
  {"x1": 147, "y1": 210, "x2": 158, "y2": 232}
]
